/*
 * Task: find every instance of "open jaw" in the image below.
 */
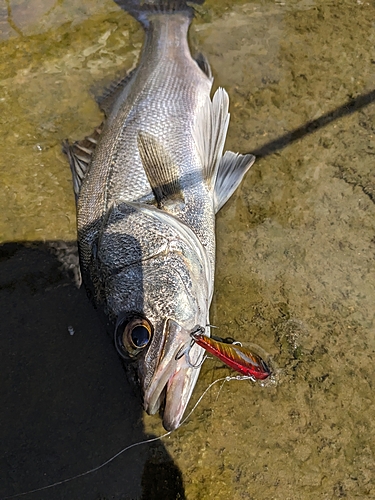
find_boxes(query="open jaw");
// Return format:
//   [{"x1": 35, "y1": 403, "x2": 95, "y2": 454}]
[{"x1": 143, "y1": 338, "x2": 204, "y2": 431}]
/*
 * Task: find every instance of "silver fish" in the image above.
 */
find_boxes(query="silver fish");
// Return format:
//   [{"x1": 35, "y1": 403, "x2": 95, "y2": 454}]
[{"x1": 64, "y1": 0, "x2": 255, "y2": 431}]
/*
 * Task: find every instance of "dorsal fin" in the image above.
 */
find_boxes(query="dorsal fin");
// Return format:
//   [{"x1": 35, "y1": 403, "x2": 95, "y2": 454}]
[
  {"x1": 137, "y1": 131, "x2": 184, "y2": 206},
  {"x1": 193, "y1": 87, "x2": 230, "y2": 188},
  {"x1": 62, "y1": 124, "x2": 103, "y2": 199},
  {"x1": 213, "y1": 151, "x2": 255, "y2": 212},
  {"x1": 96, "y1": 69, "x2": 136, "y2": 116}
]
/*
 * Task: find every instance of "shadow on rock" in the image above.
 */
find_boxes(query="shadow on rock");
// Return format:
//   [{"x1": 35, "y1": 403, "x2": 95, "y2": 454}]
[{"x1": 0, "y1": 241, "x2": 185, "y2": 500}]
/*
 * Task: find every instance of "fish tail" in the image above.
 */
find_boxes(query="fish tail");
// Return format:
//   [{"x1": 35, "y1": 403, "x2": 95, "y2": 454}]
[{"x1": 114, "y1": 0, "x2": 204, "y2": 28}]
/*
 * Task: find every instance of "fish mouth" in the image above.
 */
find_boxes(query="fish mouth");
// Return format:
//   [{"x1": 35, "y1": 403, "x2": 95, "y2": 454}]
[{"x1": 143, "y1": 320, "x2": 204, "y2": 431}]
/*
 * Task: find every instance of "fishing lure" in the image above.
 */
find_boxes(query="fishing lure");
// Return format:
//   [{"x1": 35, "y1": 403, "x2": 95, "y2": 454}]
[{"x1": 190, "y1": 328, "x2": 271, "y2": 380}]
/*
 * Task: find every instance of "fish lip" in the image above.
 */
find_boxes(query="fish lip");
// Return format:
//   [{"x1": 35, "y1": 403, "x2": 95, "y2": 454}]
[
  {"x1": 143, "y1": 357, "x2": 180, "y2": 417},
  {"x1": 143, "y1": 354, "x2": 203, "y2": 431},
  {"x1": 143, "y1": 320, "x2": 204, "y2": 431},
  {"x1": 162, "y1": 357, "x2": 202, "y2": 431}
]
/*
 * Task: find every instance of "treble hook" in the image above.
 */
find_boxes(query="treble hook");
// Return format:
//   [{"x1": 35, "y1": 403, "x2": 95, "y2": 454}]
[{"x1": 174, "y1": 325, "x2": 207, "y2": 369}]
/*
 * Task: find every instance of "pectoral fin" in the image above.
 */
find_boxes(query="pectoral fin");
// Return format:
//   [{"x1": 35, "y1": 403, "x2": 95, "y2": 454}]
[
  {"x1": 137, "y1": 131, "x2": 184, "y2": 206},
  {"x1": 213, "y1": 151, "x2": 255, "y2": 212}
]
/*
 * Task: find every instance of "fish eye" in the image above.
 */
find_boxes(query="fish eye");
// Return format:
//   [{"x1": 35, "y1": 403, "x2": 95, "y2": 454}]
[
  {"x1": 129, "y1": 324, "x2": 151, "y2": 348},
  {"x1": 115, "y1": 316, "x2": 153, "y2": 359}
]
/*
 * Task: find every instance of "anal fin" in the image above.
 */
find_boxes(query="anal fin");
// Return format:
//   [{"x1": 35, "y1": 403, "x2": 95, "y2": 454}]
[
  {"x1": 214, "y1": 151, "x2": 255, "y2": 212},
  {"x1": 194, "y1": 52, "x2": 213, "y2": 81},
  {"x1": 62, "y1": 124, "x2": 103, "y2": 199},
  {"x1": 193, "y1": 87, "x2": 230, "y2": 188}
]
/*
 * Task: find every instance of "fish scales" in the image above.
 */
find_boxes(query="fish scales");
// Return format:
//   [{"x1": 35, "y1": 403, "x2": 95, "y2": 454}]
[
  {"x1": 65, "y1": 0, "x2": 255, "y2": 430},
  {"x1": 78, "y1": 16, "x2": 211, "y2": 272}
]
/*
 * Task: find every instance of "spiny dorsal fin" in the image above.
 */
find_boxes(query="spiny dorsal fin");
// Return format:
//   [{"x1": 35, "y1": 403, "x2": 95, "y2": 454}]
[
  {"x1": 96, "y1": 69, "x2": 135, "y2": 116},
  {"x1": 62, "y1": 124, "x2": 103, "y2": 199},
  {"x1": 214, "y1": 151, "x2": 255, "y2": 212},
  {"x1": 193, "y1": 87, "x2": 230, "y2": 188},
  {"x1": 137, "y1": 131, "x2": 183, "y2": 206}
]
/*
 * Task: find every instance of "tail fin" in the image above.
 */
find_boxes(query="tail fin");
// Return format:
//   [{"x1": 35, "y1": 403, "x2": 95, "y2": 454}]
[{"x1": 114, "y1": 0, "x2": 204, "y2": 28}]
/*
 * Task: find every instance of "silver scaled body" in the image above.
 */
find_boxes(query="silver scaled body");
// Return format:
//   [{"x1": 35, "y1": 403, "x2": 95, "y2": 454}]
[{"x1": 66, "y1": 3, "x2": 254, "y2": 430}]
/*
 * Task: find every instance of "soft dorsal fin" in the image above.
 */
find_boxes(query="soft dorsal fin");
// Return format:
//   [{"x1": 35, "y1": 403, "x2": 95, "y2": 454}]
[
  {"x1": 137, "y1": 131, "x2": 183, "y2": 206},
  {"x1": 62, "y1": 124, "x2": 103, "y2": 199},
  {"x1": 96, "y1": 69, "x2": 136, "y2": 116},
  {"x1": 193, "y1": 87, "x2": 230, "y2": 188},
  {"x1": 214, "y1": 151, "x2": 255, "y2": 212}
]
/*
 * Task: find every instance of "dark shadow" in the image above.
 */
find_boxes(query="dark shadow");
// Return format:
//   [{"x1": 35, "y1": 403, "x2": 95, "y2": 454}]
[
  {"x1": 250, "y1": 89, "x2": 375, "y2": 158},
  {"x1": 141, "y1": 442, "x2": 185, "y2": 500},
  {"x1": 0, "y1": 241, "x2": 185, "y2": 500}
]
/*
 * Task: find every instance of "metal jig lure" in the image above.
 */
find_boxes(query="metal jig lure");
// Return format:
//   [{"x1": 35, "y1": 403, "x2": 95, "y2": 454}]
[{"x1": 190, "y1": 327, "x2": 271, "y2": 380}]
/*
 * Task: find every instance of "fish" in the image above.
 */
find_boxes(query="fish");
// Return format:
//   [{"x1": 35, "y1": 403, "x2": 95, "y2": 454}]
[
  {"x1": 63, "y1": 0, "x2": 255, "y2": 431},
  {"x1": 190, "y1": 329, "x2": 271, "y2": 380}
]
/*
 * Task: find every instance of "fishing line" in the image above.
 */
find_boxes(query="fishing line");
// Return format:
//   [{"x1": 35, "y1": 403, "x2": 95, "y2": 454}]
[
  {"x1": 215, "y1": 376, "x2": 229, "y2": 403},
  {"x1": 2, "y1": 374, "x2": 251, "y2": 500}
]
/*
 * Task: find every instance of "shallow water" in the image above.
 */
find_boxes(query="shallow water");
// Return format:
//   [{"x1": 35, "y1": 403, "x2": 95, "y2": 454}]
[{"x1": 1, "y1": 0, "x2": 375, "y2": 499}]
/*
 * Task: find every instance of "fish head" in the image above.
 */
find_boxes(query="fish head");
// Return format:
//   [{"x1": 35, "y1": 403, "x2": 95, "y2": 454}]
[
  {"x1": 115, "y1": 315, "x2": 206, "y2": 431},
  {"x1": 99, "y1": 202, "x2": 212, "y2": 430}
]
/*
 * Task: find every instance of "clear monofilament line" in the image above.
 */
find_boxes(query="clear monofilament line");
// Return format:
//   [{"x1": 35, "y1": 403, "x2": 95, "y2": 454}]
[{"x1": 2, "y1": 375, "x2": 251, "y2": 500}]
